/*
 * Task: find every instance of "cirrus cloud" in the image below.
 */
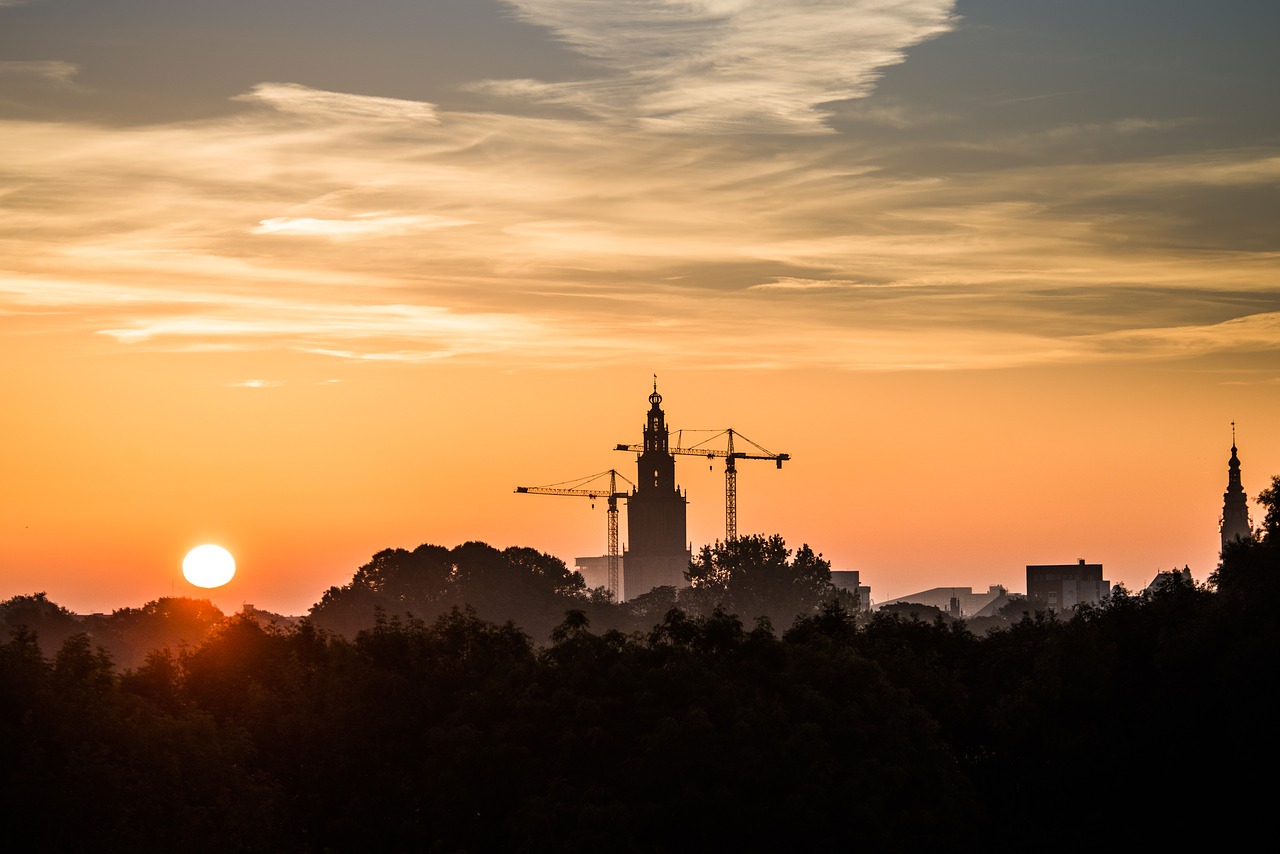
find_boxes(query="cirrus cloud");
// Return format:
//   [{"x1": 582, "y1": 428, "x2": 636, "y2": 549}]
[{"x1": 489, "y1": 0, "x2": 959, "y2": 133}]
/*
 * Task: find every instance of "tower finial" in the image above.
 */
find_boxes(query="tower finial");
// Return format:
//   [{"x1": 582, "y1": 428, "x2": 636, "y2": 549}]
[
  {"x1": 653, "y1": 373, "x2": 658, "y2": 394},
  {"x1": 1232, "y1": 420, "x2": 1237, "y2": 449},
  {"x1": 648, "y1": 374, "x2": 662, "y2": 407}
]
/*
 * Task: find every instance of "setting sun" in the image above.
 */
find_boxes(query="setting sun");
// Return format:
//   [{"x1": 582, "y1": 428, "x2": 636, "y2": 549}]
[{"x1": 182, "y1": 544, "x2": 236, "y2": 589}]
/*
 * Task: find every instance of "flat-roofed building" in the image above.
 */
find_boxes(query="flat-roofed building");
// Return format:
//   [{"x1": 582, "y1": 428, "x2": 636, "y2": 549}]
[
  {"x1": 830, "y1": 570, "x2": 872, "y2": 612},
  {"x1": 1026, "y1": 559, "x2": 1109, "y2": 611},
  {"x1": 574, "y1": 555, "x2": 625, "y2": 598},
  {"x1": 877, "y1": 584, "x2": 1007, "y2": 618}
]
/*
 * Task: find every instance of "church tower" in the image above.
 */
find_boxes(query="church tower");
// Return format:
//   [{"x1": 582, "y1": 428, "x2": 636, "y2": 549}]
[
  {"x1": 623, "y1": 380, "x2": 689, "y2": 598},
  {"x1": 1220, "y1": 424, "x2": 1253, "y2": 553}
]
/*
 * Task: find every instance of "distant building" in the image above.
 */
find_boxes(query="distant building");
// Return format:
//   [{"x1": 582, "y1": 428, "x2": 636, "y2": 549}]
[
  {"x1": 876, "y1": 585, "x2": 1007, "y2": 619},
  {"x1": 1144, "y1": 565, "x2": 1193, "y2": 595},
  {"x1": 1026, "y1": 560, "x2": 1109, "y2": 611},
  {"x1": 620, "y1": 382, "x2": 691, "y2": 600},
  {"x1": 1220, "y1": 428, "x2": 1253, "y2": 554},
  {"x1": 830, "y1": 570, "x2": 872, "y2": 612},
  {"x1": 574, "y1": 555, "x2": 627, "y2": 599}
]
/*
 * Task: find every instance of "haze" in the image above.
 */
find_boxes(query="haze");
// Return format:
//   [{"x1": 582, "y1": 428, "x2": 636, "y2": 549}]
[{"x1": 2, "y1": 1, "x2": 1277, "y2": 614}]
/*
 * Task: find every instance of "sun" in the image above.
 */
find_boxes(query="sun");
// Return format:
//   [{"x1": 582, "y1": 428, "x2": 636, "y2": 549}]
[{"x1": 182, "y1": 544, "x2": 236, "y2": 588}]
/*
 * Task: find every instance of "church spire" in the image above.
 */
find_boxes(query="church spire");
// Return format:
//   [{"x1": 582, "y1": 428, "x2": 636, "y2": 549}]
[
  {"x1": 1220, "y1": 423, "x2": 1252, "y2": 553},
  {"x1": 643, "y1": 379, "x2": 669, "y2": 457}
]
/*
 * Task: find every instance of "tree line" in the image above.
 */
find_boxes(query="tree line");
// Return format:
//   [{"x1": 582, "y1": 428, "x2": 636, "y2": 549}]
[{"x1": 1, "y1": 477, "x2": 1277, "y2": 850}]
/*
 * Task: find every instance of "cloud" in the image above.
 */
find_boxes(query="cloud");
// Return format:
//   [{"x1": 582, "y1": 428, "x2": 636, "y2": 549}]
[
  {"x1": 253, "y1": 214, "x2": 471, "y2": 239},
  {"x1": 989, "y1": 117, "x2": 1200, "y2": 153},
  {"x1": 0, "y1": 274, "x2": 550, "y2": 362},
  {"x1": 491, "y1": 0, "x2": 959, "y2": 132},
  {"x1": 1, "y1": 64, "x2": 1277, "y2": 375},
  {"x1": 235, "y1": 83, "x2": 440, "y2": 124},
  {"x1": 748, "y1": 277, "x2": 912, "y2": 291},
  {"x1": 1078, "y1": 312, "x2": 1280, "y2": 359},
  {"x1": 94, "y1": 298, "x2": 545, "y2": 359},
  {"x1": 228, "y1": 379, "x2": 284, "y2": 388},
  {"x1": 0, "y1": 60, "x2": 79, "y2": 87}
]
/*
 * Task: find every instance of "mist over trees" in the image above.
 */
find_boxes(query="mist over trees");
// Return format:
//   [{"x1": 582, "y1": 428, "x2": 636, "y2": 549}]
[
  {"x1": 2, "y1": 480, "x2": 1277, "y2": 849},
  {"x1": 308, "y1": 541, "x2": 585, "y2": 641},
  {"x1": 0, "y1": 593, "x2": 227, "y2": 670},
  {"x1": 307, "y1": 535, "x2": 850, "y2": 643}
]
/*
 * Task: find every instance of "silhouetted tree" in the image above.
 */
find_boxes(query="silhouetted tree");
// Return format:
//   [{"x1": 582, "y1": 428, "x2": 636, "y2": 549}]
[
  {"x1": 0, "y1": 592, "x2": 82, "y2": 656},
  {"x1": 684, "y1": 533, "x2": 834, "y2": 628},
  {"x1": 8, "y1": 527, "x2": 1280, "y2": 850},
  {"x1": 0, "y1": 629, "x2": 280, "y2": 851},
  {"x1": 875, "y1": 601, "x2": 951, "y2": 622},
  {"x1": 309, "y1": 541, "x2": 587, "y2": 642},
  {"x1": 90, "y1": 597, "x2": 225, "y2": 669},
  {"x1": 1257, "y1": 474, "x2": 1280, "y2": 542},
  {"x1": 1212, "y1": 474, "x2": 1280, "y2": 599}
]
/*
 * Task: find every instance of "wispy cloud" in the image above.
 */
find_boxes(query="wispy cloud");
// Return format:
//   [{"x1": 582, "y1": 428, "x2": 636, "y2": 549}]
[
  {"x1": 491, "y1": 0, "x2": 959, "y2": 132},
  {"x1": 748, "y1": 277, "x2": 910, "y2": 291},
  {"x1": 94, "y1": 298, "x2": 546, "y2": 359},
  {"x1": 0, "y1": 60, "x2": 79, "y2": 87},
  {"x1": 1078, "y1": 311, "x2": 1280, "y2": 359},
  {"x1": 253, "y1": 214, "x2": 471, "y2": 239},
  {"x1": 235, "y1": 83, "x2": 440, "y2": 124},
  {"x1": 2, "y1": 65, "x2": 1277, "y2": 374},
  {"x1": 228, "y1": 379, "x2": 284, "y2": 389}
]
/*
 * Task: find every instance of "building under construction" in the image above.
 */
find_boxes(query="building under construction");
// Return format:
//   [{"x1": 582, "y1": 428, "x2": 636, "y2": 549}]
[
  {"x1": 521, "y1": 381, "x2": 787, "y2": 601},
  {"x1": 616, "y1": 384, "x2": 691, "y2": 599}
]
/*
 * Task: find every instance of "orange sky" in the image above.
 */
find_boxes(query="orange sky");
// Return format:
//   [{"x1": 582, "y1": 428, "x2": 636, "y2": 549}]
[{"x1": 2, "y1": 1, "x2": 1278, "y2": 614}]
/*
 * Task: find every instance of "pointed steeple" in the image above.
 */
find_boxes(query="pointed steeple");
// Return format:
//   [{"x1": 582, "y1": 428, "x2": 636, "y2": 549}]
[
  {"x1": 644, "y1": 377, "x2": 668, "y2": 455},
  {"x1": 1220, "y1": 422, "x2": 1252, "y2": 553},
  {"x1": 624, "y1": 378, "x2": 689, "y2": 598}
]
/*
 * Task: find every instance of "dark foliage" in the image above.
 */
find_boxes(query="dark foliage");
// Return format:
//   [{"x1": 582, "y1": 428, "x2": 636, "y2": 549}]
[
  {"x1": 3, "y1": 516, "x2": 1277, "y2": 849},
  {"x1": 308, "y1": 541, "x2": 585, "y2": 642},
  {"x1": 88, "y1": 597, "x2": 227, "y2": 670},
  {"x1": 0, "y1": 592, "x2": 81, "y2": 657},
  {"x1": 0, "y1": 629, "x2": 280, "y2": 852},
  {"x1": 684, "y1": 533, "x2": 840, "y2": 627},
  {"x1": 1212, "y1": 475, "x2": 1280, "y2": 602}
]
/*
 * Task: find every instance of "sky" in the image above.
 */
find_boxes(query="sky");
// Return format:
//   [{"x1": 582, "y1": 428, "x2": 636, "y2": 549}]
[{"x1": 2, "y1": 0, "x2": 1278, "y2": 615}]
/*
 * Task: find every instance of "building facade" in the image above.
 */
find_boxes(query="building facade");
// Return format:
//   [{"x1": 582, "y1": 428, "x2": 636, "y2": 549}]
[
  {"x1": 572, "y1": 555, "x2": 624, "y2": 599},
  {"x1": 622, "y1": 383, "x2": 690, "y2": 599},
  {"x1": 1026, "y1": 560, "x2": 1109, "y2": 611},
  {"x1": 829, "y1": 570, "x2": 873, "y2": 612}
]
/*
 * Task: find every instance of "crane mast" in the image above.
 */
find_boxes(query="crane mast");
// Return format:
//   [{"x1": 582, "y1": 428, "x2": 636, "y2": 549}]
[
  {"x1": 514, "y1": 469, "x2": 630, "y2": 600},
  {"x1": 725, "y1": 430, "x2": 737, "y2": 544}
]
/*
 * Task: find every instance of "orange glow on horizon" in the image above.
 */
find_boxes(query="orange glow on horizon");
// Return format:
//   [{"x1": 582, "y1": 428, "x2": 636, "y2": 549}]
[{"x1": 2, "y1": 2, "x2": 1277, "y2": 616}]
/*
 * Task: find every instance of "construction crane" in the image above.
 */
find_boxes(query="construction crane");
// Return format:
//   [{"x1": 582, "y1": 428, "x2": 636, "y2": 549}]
[
  {"x1": 514, "y1": 469, "x2": 631, "y2": 600},
  {"x1": 616, "y1": 429, "x2": 789, "y2": 543}
]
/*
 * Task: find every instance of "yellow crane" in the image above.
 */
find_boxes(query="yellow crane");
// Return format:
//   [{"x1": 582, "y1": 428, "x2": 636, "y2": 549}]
[
  {"x1": 616, "y1": 429, "x2": 789, "y2": 543},
  {"x1": 514, "y1": 469, "x2": 631, "y2": 600}
]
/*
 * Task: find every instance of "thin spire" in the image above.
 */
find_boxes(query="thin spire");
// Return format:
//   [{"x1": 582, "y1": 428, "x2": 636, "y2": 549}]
[
  {"x1": 1221, "y1": 421, "x2": 1251, "y2": 551},
  {"x1": 653, "y1": 373, "x2": 658, "y2": 394}
]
